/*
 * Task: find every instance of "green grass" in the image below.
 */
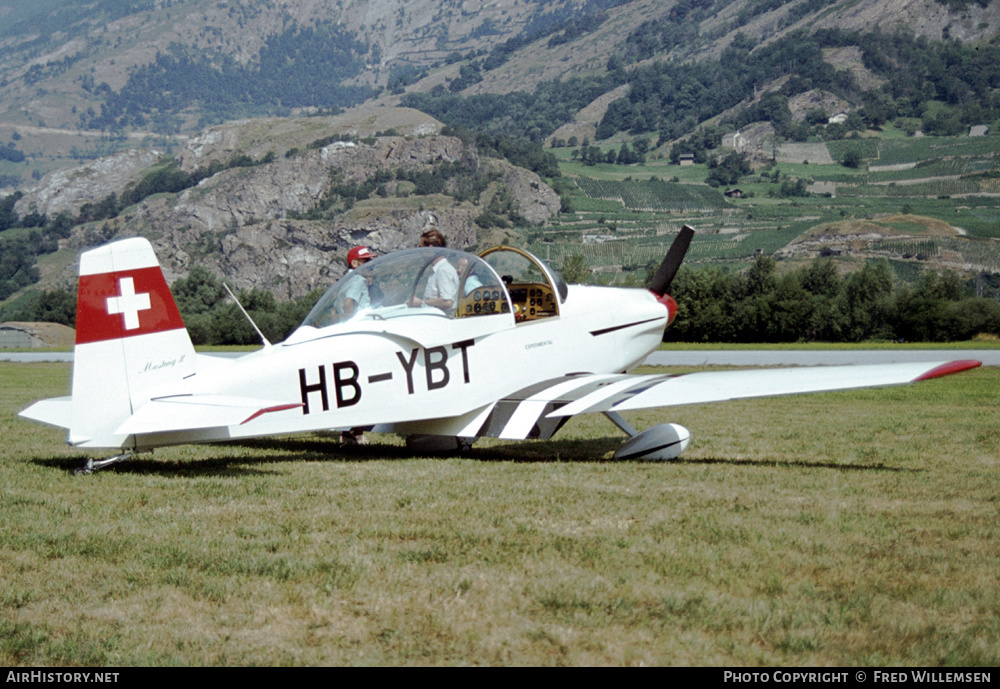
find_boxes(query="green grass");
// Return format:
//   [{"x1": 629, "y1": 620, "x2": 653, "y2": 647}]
[{"x1": 1, "y1": 362, "x2": 998, "y2": 666}]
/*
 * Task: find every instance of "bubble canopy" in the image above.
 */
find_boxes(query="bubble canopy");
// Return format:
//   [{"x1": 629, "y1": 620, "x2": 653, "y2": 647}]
[{"x1": 299, "y1": 246, "x2": 567, "y2": 329}]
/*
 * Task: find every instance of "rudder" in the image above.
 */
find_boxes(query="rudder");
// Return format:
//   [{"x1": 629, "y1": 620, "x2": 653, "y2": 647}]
[{"x1": 69, "y1": 238, "x2": 196, "y2": 448}]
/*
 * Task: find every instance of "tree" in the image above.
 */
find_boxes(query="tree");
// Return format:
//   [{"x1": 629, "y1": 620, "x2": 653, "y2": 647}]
[
  {"x1": 841, "y1": 148, "x2": 863, "y2": 168},
  {"x1": 34, "y1": 289, "x2": 77, "y2": 326},
  {"x1": 706, "y1": 151, "x2": 751, "y2": 187},
  {"x1": 561, "y1": 254, "x2": 590, "y2": 284},
  {"x1": 171, "y1": 266, "x2": 227, "y2": 315},
  {"x1": 839, "y1": 261, "x2": 894, "y2": 341},
  {"x1": 800, "y1": 259, "x2": 841, "y2": 298}
]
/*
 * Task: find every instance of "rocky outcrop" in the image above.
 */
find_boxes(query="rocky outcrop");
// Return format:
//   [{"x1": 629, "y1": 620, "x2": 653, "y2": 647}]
[
  {"x1": 14, "y1": 148, "x2": 162, "y2": 217},
  {"x1": 496, "y1": 163, "x2": 562, "y2": 225},
  {"x1": 58, "y1": 127, "x2": 559, "y2": 299}
]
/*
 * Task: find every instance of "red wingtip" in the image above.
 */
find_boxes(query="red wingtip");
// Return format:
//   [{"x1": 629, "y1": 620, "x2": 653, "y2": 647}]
[{"x1": 914, "y1": 359, "x2": 982, "y2": 382}]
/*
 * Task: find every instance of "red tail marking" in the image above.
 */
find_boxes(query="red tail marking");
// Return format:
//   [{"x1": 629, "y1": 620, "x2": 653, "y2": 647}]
[{"x1": 76, "y1": 267, "x2": 185, "y2": 345}]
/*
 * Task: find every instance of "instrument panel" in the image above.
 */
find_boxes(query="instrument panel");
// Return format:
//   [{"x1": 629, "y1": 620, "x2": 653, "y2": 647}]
[
  {"x1": 457, "y1": 283, "x2": 557, "y2": 321},
  {"x1": 508, "y1": 283, "x2": 557, "y2": 321},
  {"x1": 460, "y1": 287, "x2": 509, "y2": 317}
]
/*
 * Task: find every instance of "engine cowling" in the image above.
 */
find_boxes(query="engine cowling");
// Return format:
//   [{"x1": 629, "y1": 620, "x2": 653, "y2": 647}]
[{"x1": 613, "y1": 423, "x2": 691, "y2": 461}]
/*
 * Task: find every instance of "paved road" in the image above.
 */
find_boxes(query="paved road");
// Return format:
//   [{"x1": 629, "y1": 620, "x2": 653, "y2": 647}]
[
  {"x1": 3, "y1": 350, "x2": 997, "y2": 365},
  {"x1": 1, "y1": 352, "x2": 74, "y2": 362}
]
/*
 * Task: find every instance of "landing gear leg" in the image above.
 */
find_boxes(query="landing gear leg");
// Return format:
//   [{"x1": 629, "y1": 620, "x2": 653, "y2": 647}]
[
  {"x1": 603, "y1": 411, "x2": 638, "y2": 438},
  {"x1": 74, "y1": 451, "x2": 135, "y2": 475}
]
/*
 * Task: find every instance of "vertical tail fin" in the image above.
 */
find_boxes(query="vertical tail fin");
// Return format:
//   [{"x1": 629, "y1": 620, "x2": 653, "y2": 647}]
[{"x1": 69, "y1": 238, "x2": 196, "y2": 448}]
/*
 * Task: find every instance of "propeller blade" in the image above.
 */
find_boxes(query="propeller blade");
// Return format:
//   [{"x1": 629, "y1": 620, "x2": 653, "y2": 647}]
[{"x1": 648, "y1": 225, "x2": 694, "y2": 296}]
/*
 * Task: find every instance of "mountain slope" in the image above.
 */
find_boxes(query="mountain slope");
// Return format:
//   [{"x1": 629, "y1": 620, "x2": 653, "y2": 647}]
[
  {"x1": 2, "y1": 0, "x2": 1000, "y2": 310},
  {"x1": 1, "y1": 1, "x2": 997, "y2": 176}
]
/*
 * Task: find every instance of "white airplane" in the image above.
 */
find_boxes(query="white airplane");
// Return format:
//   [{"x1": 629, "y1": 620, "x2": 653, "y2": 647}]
[{"x1": 19, "y1": 227, "x2": 981, "y2": 473}]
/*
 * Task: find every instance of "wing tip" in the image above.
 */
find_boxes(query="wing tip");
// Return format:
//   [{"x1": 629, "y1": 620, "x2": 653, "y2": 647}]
[{"x1": 914, "y1": 359, "x2": 982, "y2": 382}]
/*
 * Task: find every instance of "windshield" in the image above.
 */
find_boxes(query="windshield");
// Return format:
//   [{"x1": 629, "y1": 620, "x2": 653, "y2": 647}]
[
  {"x1": 478, "y1": 246, "x2": 567, "y2": 322},
  {"x1": 301, "y1": 248, "x2": 509, "y2": 328}
]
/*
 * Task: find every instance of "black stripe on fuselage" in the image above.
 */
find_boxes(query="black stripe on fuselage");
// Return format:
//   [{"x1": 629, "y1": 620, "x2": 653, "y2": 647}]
[{"x1": 590, "y1": 317, "x2": 663, "y2": 337}]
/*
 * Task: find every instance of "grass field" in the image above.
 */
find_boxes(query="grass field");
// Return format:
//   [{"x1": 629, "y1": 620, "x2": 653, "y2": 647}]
[{"x1": 1, "y1": 362, "x2": 998, "y2": 666}]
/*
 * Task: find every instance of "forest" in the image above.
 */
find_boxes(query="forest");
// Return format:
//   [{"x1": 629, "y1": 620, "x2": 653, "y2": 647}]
[
  {"x1": 665, "y1": 256, "x2": 1000, "y2": 343},
  {"x1": 597, "y1": 28, "x2": 1000, "y2": 144},
  {"x1": 83, "y1": 21, "x2": 374, "y2": 132},
  {"x1": 406, "y1": 27, "x2": 1000, "y2": 149}
]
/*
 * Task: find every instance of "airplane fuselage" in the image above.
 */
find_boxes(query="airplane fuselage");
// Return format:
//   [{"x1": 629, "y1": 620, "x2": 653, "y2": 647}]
[{"x1": 133, "y1": 284, "x2": 669, "y2": 449}]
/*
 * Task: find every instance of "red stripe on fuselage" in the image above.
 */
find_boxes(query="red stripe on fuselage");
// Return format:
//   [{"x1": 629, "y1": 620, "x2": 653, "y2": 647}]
[{"x1": 76, "y1": 266, "x2": 185, "y2": 345}]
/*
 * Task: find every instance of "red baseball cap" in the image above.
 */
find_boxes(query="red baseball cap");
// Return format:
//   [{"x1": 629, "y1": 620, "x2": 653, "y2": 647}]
[{"x1": 346, "y1": 246, "x2": 375, "y2": 265}]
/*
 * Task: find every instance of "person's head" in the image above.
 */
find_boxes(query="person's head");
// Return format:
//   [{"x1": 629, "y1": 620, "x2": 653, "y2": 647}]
[
  {"x1": 419, "y1": 229, "x2": 446, "y2": 248},
  {"x1": 346, "y1": 245, "x2": 374, "y2": 269}
]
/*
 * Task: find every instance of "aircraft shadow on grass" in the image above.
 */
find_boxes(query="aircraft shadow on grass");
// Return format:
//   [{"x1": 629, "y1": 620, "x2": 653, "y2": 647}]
[
  {"x1": 32, "y1": 436, "x2": 625, "y2": 477},
  {"x1": 31, "y1": 435, "x2": 920, "y2": 477}
]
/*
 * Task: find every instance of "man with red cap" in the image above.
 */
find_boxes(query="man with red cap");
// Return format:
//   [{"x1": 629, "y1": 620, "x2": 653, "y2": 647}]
[
  {"x1": 340, "y1": 246, "x2": 375, "y2": 447},
  {"x1": 338, "y1": 245, "x2": 375, "y2": 319}
]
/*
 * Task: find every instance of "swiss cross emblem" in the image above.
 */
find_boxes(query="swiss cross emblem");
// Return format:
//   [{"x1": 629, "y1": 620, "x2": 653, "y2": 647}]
[
  {"x1": 76, "y1": 265, "x2": 186, "y2": 346},
  {"x1": 106, "y1": 277, "x2": 152, "y2": 330}
]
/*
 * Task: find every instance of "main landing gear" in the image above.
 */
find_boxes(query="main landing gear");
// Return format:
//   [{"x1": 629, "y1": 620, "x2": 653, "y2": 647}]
[{"x1": 605, "y1": 412, "x2": 691, "y2": 461}]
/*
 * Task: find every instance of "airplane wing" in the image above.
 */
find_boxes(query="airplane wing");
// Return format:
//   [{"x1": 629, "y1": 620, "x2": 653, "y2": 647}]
[
  {"x1": 115, "y1": 395, "x2": 302, "y2": 435},
  {"x1": 476, "y1": 360, "x2": 981, "y2": 440}
]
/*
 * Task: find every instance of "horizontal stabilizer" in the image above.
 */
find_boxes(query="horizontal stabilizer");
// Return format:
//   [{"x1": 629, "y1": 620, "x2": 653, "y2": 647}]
[
  {"x1": 19, "y1": 397, "x2": 73, "y2": 430},
  {"x1": 115, "y1": 395, "x2": 302, "y2": 436}
]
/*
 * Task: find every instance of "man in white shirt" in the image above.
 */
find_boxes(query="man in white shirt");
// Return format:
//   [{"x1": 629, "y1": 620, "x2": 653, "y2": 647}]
[
  {"x1": 411, "y1": 229, "x2": 459, "y2": 312},
  {"x1": 457, "y1": 256, "x2": 483, "y2": 296}
]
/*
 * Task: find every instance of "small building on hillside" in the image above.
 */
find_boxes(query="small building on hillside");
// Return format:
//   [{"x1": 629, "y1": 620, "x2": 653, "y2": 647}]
[
  {"x1": 0, "y1": 322, "x2": 76, "y2": 348},
  {"x1": 969, "y1": 125, "x2": 989, "y2": 137},
  {"x1": 678, "y1": 153, "x2": 695, "y2": 166},
  {"x1": 722, "y1": 131, "x2": 747, "y2": 151}
]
